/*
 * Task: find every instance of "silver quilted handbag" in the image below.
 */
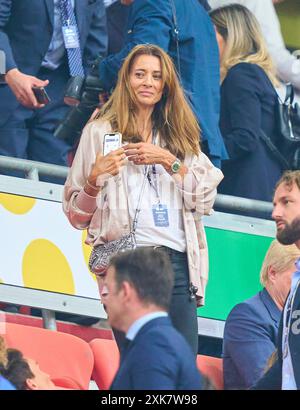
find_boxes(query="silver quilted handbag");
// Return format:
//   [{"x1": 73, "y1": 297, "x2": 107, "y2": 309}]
[
  {"x1": 88, "y1": 164, "x2": 150, "y2": 275},
  {"x1": 89, "y1": 232, "x2": 137, "y2": 275}
]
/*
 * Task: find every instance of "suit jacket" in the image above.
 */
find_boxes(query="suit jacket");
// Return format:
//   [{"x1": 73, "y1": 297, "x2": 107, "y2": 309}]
[
  {"x1": 223, "y1": 288, "x2": 281, "y2": 390},
  {"x1": 254, "y1": 280, "x2": 300, "y2": 390},
  {"x1": 110, "y1": 317, "x2": 202, "y2": 390},
  {"x1": 99, "y1": 0, "x2": 227, "y2": 163},
  {"x1": 219, "y1": 62, "x2": 283, "y2": 203},
  {"x1": 0, "y1": 0, "x2": 107, "y2": 121},
  {"x1": 0, "y1": 0, "x2": 107, "y2": 73}
]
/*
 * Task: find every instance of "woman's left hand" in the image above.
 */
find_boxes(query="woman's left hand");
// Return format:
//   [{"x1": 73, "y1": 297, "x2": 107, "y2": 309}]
[{"x1": 124, "y1": 142, "x2": 176, "y2": 168}]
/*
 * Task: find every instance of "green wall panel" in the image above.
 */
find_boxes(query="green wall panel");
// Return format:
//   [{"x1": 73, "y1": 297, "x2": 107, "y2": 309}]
[
  {"x1": 276, "y1": 0, "x2": 300, "y2": 49},
  {"x1": 197, "y1": 227, "x2": 274, "y2": 321}
]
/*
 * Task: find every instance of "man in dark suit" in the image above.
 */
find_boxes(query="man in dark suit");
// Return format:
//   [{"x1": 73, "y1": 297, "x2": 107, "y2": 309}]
[
  {"x1": 254, "y1": 171, "x2": 300, "y2": 390},
  {"x1": 223, "y1": 240, "x2": 300, "y2": 390},
  {"x1": 0, "y1": 0, "x2": 107, "y2": 168},
  {"x1": 102, "y1": 247, "x2": 202, "y2": 390},
  {"x1": 98, "y1": 0, "x2": 227, "y2": 167}
]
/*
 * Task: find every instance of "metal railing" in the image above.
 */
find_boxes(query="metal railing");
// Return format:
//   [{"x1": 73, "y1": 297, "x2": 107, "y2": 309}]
[
  {"x1": 0, "y1": 154, "x2": 273, "y2": 214},
  {"x1": 0, "y1": 155, "x2": 274, "y2": 329}
]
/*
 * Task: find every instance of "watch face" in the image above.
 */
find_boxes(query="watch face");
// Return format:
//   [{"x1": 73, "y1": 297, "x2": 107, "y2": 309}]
[{"x1": 171, "y1": 161, "x2": 181, "y2": 173}]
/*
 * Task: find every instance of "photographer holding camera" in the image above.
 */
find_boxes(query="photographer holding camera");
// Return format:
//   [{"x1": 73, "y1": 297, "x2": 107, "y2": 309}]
[{"x1": 0, "y1": 0, "x2": 107, "y2": 173}]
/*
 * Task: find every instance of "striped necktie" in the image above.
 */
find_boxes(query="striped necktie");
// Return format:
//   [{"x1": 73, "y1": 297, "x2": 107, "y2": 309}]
[{"x1": 59, "y1": 0, "x2": 85, "y2": 77}]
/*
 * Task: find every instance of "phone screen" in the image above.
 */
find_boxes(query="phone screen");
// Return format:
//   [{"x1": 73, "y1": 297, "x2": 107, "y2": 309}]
[{"x1": 103, "y1": 133, "x2": 122, "y2": 156}]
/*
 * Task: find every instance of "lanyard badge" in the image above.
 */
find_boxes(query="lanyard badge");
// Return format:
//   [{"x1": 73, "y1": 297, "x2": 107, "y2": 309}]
[
  {"x1": 152, "y1": 204, "x2": 169, "y2": 227},
  {"x1": 62, "y1": 25, "x2": 80, "y2": 49}
]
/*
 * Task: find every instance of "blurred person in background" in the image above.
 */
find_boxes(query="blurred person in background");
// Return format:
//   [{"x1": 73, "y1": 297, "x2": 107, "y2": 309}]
[
  {"x1": 0, "y1": 347, "x2": 71, "y2": 390},
  {"x1": 209, "y1": 0, "x2": 300, "y2": 96},
  {"x1": 223, "y1": 240, "x2": 300, "y2": 390},
  {"x1": 97, "y1": 0, "x2": 227, "y2": 168},
  {"x1": 63, "y1": 44, "x2": 223, "y2": 356},
  {"x1": 0, "y1": 336, "x2": 15, "y2": 390},
  {"x1": 0, "y1": 0, "x2": 107, "y2": 170},
  {"x1": 210, "y1": 4, "x2": 284, "y2": 205}
]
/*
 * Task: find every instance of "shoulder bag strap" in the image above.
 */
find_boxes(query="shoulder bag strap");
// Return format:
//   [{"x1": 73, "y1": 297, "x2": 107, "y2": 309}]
[
  {"x1": 260, "y1": 129, "x2": 289, "y2": 170},
  {"x1": 284, "y1": 83, "x2": 294, "y2": 105}
]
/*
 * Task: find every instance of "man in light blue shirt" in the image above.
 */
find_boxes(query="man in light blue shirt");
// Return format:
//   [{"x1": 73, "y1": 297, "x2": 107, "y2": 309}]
[
  {"x1": 102, "y1": 247, "x2": 202, "y2": 390},
  {"x1": 254, "y1": 170, "x2": 300, "y2": 390}
]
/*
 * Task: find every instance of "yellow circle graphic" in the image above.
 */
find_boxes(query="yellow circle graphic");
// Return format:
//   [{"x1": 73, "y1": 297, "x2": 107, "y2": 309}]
[
  {"x1": 22, "y1": 239, "x2": 75, "y2": 294},
  {"x1": 0, "y1": 193, "x2": 36, "y2": 215},
  {"x1": 82, "y1": 231, "x2": 96, "y2": 280}
]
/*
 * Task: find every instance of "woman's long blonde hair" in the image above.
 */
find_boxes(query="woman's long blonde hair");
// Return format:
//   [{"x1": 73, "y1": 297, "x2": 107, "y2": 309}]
[
  {"x1": 96, "y1": 44, "x2": 200, "y2": 159},
  {"x1": 210, "y1": 4, "x2": 278, "y2": 85}
]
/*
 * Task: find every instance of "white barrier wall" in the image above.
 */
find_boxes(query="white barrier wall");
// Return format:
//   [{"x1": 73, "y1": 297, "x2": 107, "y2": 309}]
[{"x1": 0, "y1": 192, "x2": 99, "y2": 299}]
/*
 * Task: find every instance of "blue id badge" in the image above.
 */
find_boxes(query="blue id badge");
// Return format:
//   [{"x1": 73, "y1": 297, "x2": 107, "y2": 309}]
[
  {"x1": 152, "y1": 204, "x2": 169, "y2": 227},
  {"x1": 62, "y1": 26, "x2": 80, "y2": 48}
]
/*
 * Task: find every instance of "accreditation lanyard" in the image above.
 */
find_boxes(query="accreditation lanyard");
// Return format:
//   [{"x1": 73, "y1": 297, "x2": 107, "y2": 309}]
[
  {"x1": 147, "y1": 165, "x2": 160, "y2": 204},
  {"x1": 282, "y1": 266, "x2": 300, "y2": 359},
  {"x1": 145, "y1": 131, "x2": 169, "y2": 227}
]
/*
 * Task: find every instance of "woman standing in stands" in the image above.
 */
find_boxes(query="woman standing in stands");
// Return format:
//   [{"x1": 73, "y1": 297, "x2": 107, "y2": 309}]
[
  {"x1": 210, "y1": 5, "x2": 284, "y2": 205},
  {"x1": 63, "y1": 44, "x2": 223, "y2": 355}
]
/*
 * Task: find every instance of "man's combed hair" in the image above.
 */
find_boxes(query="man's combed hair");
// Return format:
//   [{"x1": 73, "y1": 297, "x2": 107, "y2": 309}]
[
  {"x1": 109, "y1": 247, "x2": 174, "y2": 311},
  {"x1": 260, "y1": 240, "x2": 300, "y2": 287}
]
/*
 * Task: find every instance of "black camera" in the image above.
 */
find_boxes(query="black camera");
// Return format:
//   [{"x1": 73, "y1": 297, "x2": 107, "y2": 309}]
[{"x1": 54, "y1": 56, "x2": 107, "y2": 146}]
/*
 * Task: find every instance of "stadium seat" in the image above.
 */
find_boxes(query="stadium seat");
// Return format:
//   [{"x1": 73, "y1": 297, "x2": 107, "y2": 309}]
[
  {"x1": 89, "y1": 338, "x2": 120, "y2": 390},
  {"x1": 197, "y1": 355, "x2": 224, "y2": 390},
  {"x1": 1, "y1": 322, "x2": 94, "y2": 390}
]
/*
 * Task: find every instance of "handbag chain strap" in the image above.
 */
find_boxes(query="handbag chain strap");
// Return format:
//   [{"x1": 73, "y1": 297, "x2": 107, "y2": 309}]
[
  {"x1": 131, "y1": 129, "x2": 158, "y2": 233},
  {"x1": 260, "y1": 129, "x2": 289, "y2": 170}
]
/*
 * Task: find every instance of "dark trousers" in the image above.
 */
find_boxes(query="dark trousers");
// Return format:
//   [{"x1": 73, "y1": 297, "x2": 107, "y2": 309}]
[
  {"x1": 168, "y1": 249, "x2": 198, "y2": 356},
  {"x1": 112, "y1": 248, "x2": 198, "y2": 356},
  {"x1": 0, "y1": 64, "x2": 71, "y2": 173}
]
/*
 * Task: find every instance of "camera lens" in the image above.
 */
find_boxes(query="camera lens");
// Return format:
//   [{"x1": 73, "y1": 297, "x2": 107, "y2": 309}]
[{"x1": 64, "y1": 76, "x2": 85, "y2": 106}]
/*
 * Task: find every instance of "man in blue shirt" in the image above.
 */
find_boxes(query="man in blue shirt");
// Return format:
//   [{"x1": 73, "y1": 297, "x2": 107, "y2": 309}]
[
  {"x1": 102, "y1": 247, "x2": 202, "y2": 390},
  {"x1": 98, "y1": 0, "x2": 226, "y2": 167}
]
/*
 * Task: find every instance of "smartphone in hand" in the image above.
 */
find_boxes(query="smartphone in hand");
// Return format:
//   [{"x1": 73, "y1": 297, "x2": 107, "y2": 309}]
[
  {"x1": 32, "y1": 86, "x2": 51, "y2": 105},
  {"x1": 103, "y1": 133, "x2": 122, "y2": 156}
]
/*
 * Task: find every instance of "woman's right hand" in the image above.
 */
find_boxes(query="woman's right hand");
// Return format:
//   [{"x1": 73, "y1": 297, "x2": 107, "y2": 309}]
[{"x1": 88, "y1": 147, "x2": 126, "y2": 187}]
